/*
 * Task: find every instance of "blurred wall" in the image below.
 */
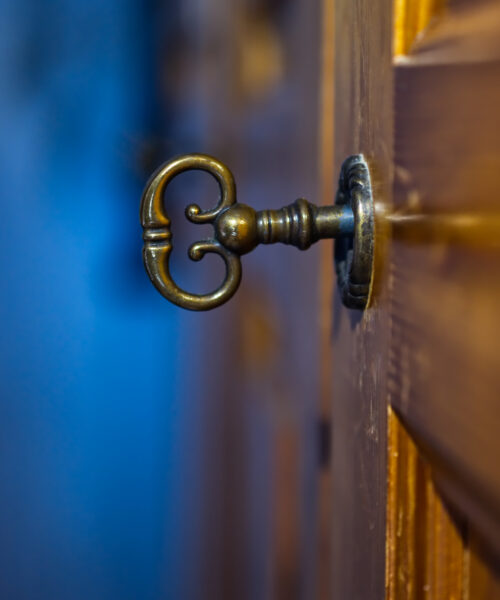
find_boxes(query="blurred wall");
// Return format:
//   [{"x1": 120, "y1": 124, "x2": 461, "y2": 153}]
[{"x1": 0, "y1": 1, "x2": 205, "y2": 598}]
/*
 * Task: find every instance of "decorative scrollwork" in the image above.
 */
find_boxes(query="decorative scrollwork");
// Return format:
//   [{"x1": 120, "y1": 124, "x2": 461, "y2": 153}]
[{"x1": 140, "y1": 154, "x2": 242, "y2": 311}]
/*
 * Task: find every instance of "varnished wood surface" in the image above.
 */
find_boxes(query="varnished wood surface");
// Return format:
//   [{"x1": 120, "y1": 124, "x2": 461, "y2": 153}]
[
  {"x1": 383, "y1": 0, "x2": 500, "y2": 597},
  {"x1": 391, "y1": 0, "x2": 500, "y2": 561},
  {"x1": 166, "y1": 0, "x2": 500, "y2": 597},
  {"x1": 386, "y1": 409, "x2": 467, "y2": 599},
  {"x1": 329, "y1": 0, "x2": 393, "y2": 598},
  {"x1": 331, "y1": 0, "x2": 500, "y2": 598},
  {"x1": 393, "y1": 0, "x2": 446, "y2": 56},
  {"x1": 469, "y1": 532, "x2": 500, "y2": 599}
]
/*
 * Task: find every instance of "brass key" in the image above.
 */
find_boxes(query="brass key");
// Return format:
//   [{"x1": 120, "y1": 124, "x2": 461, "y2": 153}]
[{"x1": 140, "y1": 154, "x2": 374, "y2": 311}]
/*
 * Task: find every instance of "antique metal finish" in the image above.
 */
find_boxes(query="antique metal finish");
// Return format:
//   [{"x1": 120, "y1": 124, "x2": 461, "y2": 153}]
[
  {"x1": 140, "y1": 153, "x2": 374, "y2": 311},
  {"x1": 334, "y1": 154, "x2": 374, "y2": 309}
]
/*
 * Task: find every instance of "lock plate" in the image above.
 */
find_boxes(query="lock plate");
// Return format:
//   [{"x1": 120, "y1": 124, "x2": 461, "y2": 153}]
[{"x1": 334, "y1": 155, "x2": 374, "y2": 309}]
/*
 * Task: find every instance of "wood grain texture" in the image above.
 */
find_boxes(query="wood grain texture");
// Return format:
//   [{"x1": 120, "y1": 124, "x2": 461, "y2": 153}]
[
  {"x1": 386, "y1": 408, "x2": 467, "y2": 599},
  {"x1": 393, "y1": 0, "x2": 446, "y2": 56},
  {"x1": 331, "y1": 1, "x2": 500, "y2": 597},
  {"x1": 391, "y1": 0, "x2": 500, "y2": 562},
  {"x1": 469, "y1": 531, "x2": 500, "y2": 600},
  {"x1": 330, "y1": 0, "x2": 393, "y2": 598}
]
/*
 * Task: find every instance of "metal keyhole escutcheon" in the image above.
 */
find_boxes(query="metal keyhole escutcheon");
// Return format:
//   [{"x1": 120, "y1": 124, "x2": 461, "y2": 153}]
[{"x1": 140, "y1": 154, "x2": 374, "y2": 311}]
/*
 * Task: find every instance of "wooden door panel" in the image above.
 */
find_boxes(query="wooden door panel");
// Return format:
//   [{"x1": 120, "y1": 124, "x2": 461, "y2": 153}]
[
  {"x1": 386, "y1": 409, "x2": 467, "y2": 599},
  {"x1": 329, "y1": 0, "x2": 393, "y2": 598},
  {"x1": 170, "y1": 0, "x2": 500, "y2": 597},
  {"x1": 391, "y1": 0, "x2": 500, "y2": 559},
  {"x1": 330, "y1": 0, "x2": 500, "y2": 598}
]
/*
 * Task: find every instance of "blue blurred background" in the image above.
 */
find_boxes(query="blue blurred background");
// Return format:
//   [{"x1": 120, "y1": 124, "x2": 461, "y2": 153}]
[
  {"x1": 0, "y1": 0, "x2": 325, "y2": 597},
  {"x1": 0, "y1": 1, "x2": 203, "y2": 598}
]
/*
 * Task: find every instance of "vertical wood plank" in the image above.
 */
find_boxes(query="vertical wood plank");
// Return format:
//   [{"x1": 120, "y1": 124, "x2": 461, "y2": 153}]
[
  {"x1": 393, "y1": 0, "x2": 446, "y2": 56},
  {"x1": 386, "y1": 409, "x2": 467, "y2": 600},
  {"x1": 331, "y1": 0, "x2": 393, "y2": 597}
]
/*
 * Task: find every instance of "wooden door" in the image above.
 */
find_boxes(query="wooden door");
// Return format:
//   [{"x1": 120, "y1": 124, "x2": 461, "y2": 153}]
[
  {"x1": 326, "y1": 0, "x2": 500, "y2": 598},
  {"x1": 161, "y1": 0, "x2": 500, "y2": 598}
]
